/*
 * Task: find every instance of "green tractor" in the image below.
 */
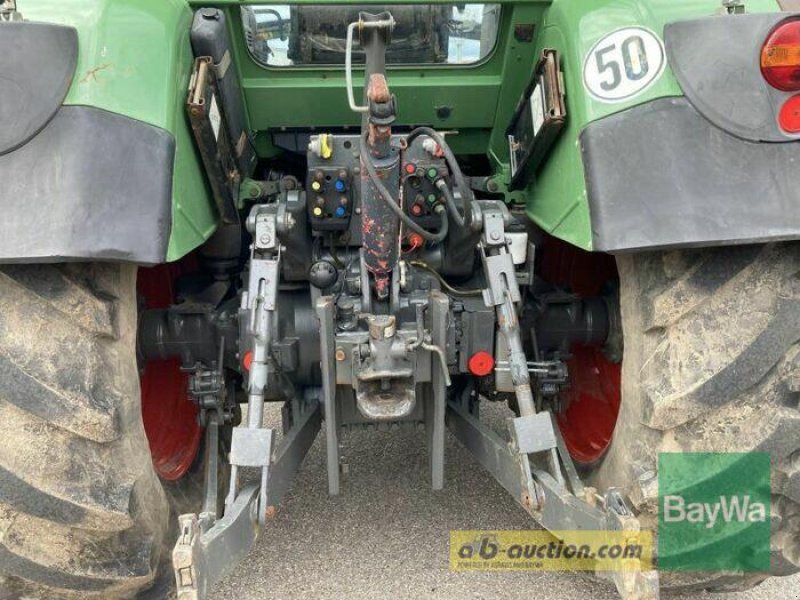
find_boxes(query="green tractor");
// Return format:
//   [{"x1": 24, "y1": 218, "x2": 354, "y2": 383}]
[{"x1": 1, "y1": 0, "x2": 799, "y2": 598}]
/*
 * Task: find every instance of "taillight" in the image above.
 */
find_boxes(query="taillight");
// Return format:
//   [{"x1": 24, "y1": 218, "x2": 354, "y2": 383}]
[
  {"x1": 761, "y1": 18, "x2": 800, "y2": 91},
  {"x1": 778, "y1": 95, "x2": 800, "y2": 133}
]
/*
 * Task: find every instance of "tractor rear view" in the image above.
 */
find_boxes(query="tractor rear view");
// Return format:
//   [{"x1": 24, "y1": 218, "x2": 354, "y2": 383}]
[{"x1": 0, "y1": 1, "x2": 799, "y2": 599}]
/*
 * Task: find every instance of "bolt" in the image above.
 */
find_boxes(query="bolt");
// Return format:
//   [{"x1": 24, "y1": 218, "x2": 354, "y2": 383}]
[
  {"x1": 335, "y1": 348, "x2": 346, "y2": 361},
  {"x1": 259, "y1": 233, "x2": 272, "y2": 246},
  {"x1": 487, "y1": 180, "x2": 499, "y2": 192},
  {"x1": 490, "y1": 230, "x2": 501, "y2": 241}
]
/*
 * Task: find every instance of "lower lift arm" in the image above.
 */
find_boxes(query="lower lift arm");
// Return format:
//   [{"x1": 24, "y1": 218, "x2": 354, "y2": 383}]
[
  {"x1": 172, "y1": 203, "x2": 322, "y2": 600},
  {"x1": 446, "y1": 201, "x2": 660, "y2": 600}
]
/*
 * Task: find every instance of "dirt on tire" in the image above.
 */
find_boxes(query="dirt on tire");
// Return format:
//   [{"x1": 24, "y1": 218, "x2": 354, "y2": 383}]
[
  {"x1": 0, "y1": 264, "x2": 168, "y2": 599},
  {"x1": 592, "y1": 243, "x2": 800, "y2": 591}
]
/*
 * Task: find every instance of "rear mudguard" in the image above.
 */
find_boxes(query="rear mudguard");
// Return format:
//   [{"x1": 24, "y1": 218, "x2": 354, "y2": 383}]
[
  {"x1": 0, "y1": 0, "x2": 217, "y2": 264},
  {"x1": 527, "y1": 0, "x2": 800, "y2": 253}
]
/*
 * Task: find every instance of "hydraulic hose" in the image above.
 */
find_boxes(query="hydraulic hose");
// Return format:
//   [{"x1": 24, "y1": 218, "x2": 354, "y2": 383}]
[
  {"x1": 408, "y1": 261, "x2": 483, "y2": 297},
  {"x1": 406, "y1": 126, "x2": 473, "y2": 228},
  {"x1": 360, "y1": 132, "x2": 449, "y2": 243},
  {"x1": 436, "y1": 179, "x2": 464, "y2": 229}
]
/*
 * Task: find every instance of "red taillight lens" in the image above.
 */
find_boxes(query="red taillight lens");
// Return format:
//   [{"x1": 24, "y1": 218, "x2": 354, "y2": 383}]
[
  {"x1": 761, "y1": 18, "x2": 800, "y2": 91},
  {"x1": 779, "y1": 95, "x2": 800, "y2": 133}
]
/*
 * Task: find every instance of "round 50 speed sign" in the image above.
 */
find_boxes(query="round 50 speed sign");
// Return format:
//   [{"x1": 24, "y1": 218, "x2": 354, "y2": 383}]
[{"x1": 583, "y1": 27, "x2": 666, "y2": 103}]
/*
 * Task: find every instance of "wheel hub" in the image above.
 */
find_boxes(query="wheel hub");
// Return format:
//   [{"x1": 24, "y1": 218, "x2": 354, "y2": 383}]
[{"x1": 540, "y1": 236, "x2": 622, "y2": 465}]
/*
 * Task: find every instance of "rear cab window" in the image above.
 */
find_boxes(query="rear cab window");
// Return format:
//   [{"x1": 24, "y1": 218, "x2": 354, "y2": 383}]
[{"x1": 241, "y1": 4, "x2": 501, "y2": 67}]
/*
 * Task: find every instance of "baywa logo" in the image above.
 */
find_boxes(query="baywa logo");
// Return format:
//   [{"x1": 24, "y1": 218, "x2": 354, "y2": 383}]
[
  {"x1": 662, "y1": 494, "x2": 767, "y2": 529},
  {"x1": 658, "y1": 453, "x2": 771, "y2": 572}
]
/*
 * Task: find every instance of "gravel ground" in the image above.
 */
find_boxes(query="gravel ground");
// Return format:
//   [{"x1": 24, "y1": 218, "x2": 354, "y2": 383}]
[{"x1": 212, "y1": 403, "x2": 799, "y2": 600}]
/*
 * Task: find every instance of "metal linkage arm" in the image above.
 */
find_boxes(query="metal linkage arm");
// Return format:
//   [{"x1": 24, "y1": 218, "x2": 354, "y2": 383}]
[
  {"x1": 172, "y1": 398, "x2": 322, "y2": 600},
  {"x1": 476, "y1": 202, "x2": 565, "y2": 495},
  {"x1": 446, "y1": 398, "x2": 660, "y2": 600},
  {"x1": 477, "y1": 202, "x2": 536, "y2": 417},
  {"x1": 172, "y1": 204, "x2": 323, "y2": 600},
  {"x1": 229, "y1": 206, "x2": 283, "y2": 524},
  {"x1": 345, "y1": 15, "x2": 395, "y2": 113},
  {"x1": 461, "y1": 201, "x2": 660, "y2": 599}
]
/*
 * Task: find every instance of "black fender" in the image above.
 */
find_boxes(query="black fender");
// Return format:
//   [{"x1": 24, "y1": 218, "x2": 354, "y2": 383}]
[
  {"x1": 0, "y1": 21, "x2": 174, "y2": 264},
  {"x1": 582, "y1": 97, "x2": 800, "y2": 253}
]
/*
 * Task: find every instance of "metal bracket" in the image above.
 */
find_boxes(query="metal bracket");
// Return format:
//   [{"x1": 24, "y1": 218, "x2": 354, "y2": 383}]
[
  {"x1": 446, "y1": 396, "x2": 544, "y2": 512},
  {"x1": 316, "y1": 296, "x2": 341, "y2": 495},
  {"x1": 247, "y1": 258, "x2": 280, "y2": 313},
  {"x1": 173, "y1": 398, "x2": 322, "y2": 600},
  {"x1": 721, "y1": 0, "x2": 745, "y2": 14},
  {"x1": 508, "y1": 413, "x2": 556, "y2": 454},
  {"x1": 0, "y1": 0, "x2": 20, "y2": 20},
  {"x1": 345, "y1": 16, "x2": 396, "y2": 113},
  {"x1": 600, "y1": 489, "x2": 661, "y2": 600},
  {"x1": 172, "y1": 197, "x2": 323, "y2": 599},
  {"x1": 201, "y1": 414, "x2": 221, "y2": 518},
  {"x1": 427, "y1": 292, "x2": 449, "y2": 490},
  {"x1": 230, "y1": 427, "x2": 274, "y2": 467},
  {"x1": 173, "y1": 484, "x2": 260, "y2": 600},
  {"x1": 480, "y1": 252, "x2": 520, "y2": 307},
  {"x1": 228, "y1": 426, "x2": 274, "y2": 527},
  {"x1": 253, "y1": 210, "x2": 278, "y2": 252},
  {"x1": 235, "y1": 206, "x2": 283, "y2": 522}
]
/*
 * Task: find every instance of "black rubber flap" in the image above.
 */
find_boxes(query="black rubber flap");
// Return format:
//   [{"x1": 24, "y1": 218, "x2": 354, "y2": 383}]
[
  {"x1": 0, "y1": 21, "x2": 78, "y2": 155},
  {"x1": 582, "y1": 98, "x2": 800, "y2": 253}
]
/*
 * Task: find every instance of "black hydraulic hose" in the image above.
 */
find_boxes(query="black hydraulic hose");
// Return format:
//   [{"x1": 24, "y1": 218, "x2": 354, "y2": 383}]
[
  {"x1": 359, "y1": 132, "x2": 449, "y2": 243},
  {"x1": 437, "y1": 180, "x2": 464, "y2": 229},
  {"x1": 406, "y1": 126, "x2": 473, "y2": 228}
]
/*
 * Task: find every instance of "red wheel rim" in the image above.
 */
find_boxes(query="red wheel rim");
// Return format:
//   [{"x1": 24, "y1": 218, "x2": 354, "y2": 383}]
[
  {"x1": 138, "y1": 264, "x2": 202, "y2": 481},
  {"x1": 140, "y1": 359, "x2": 201, "y2": 480},
  {"x1": 540, "y1": 235, "x2": 622, "y2": 465},
  {"x1": 557, "y1": 347, "x2": 621, "y2": 465}
]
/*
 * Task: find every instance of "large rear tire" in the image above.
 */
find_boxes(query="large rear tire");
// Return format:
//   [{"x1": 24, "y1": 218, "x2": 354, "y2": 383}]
[
  {"x1": 592, "y1": 244, "x2": 800, "y2": 590},
  {"x1": 0, "y1": 263, "x2": 187, "y2": 598}
]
